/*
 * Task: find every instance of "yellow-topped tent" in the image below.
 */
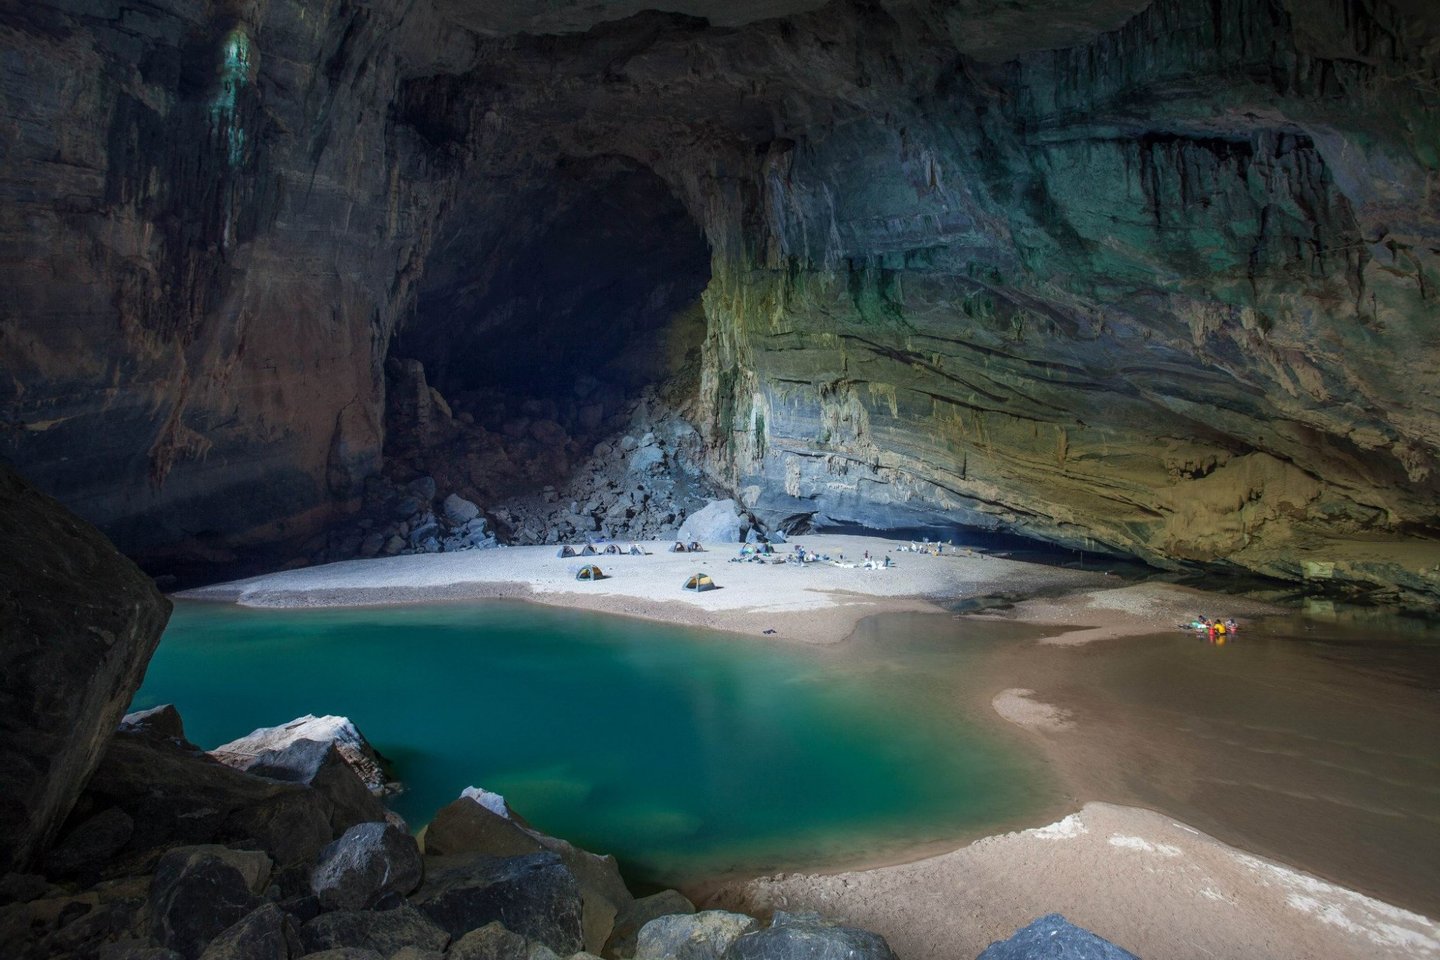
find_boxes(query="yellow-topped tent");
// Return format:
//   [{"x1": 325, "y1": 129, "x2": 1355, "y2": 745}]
[
  {"x1": 576, "y1": 564, "x2": 605, "y2": 581},
  {"x1": 683, "y1": 572, "x2": 716, "y2": 592}
]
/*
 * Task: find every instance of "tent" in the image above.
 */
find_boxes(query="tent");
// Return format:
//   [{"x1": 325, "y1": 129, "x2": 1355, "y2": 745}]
[
  {"x1": 580, "y1": 544, "x2": 599, "y2": 556},
  {"x1": 627, "y1": 544, "x2": 646, "y2": 556},
  {"x1": 669, "y1": 542, "x2": 688, "y2": 553},
  {"x1": 683, "y1": 572, "x2": 716, "y2": 592},
  {"x1": 687, "y1": 541, "x2": 704, "y2": 552},
  {"x1": 576, "y1": 564, "x2": 605, "y2": 581},
  {"x1": 602, "y1": 543, "x2": 623, "y2": 555},
  {"x1": 556, "y1": 545, "x2": 577, "y2": 558}
]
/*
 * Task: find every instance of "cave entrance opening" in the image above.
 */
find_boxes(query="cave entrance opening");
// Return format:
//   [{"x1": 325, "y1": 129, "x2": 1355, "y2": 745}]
[{"x1": 387, "y1": 157, "x2": 713, "y2": 539}]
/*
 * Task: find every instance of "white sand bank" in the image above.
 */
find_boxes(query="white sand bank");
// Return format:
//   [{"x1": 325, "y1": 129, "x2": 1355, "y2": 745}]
[
  {"x1": 710, "y1": 802, "x2": 1440, "y2": 960},
  {"x1": 178, "y1": 535, "x2": 1104, "y2": 644}
]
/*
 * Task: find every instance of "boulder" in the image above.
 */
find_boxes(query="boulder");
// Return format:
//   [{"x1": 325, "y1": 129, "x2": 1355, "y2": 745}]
[
  {"x1": 723, "y1": 913, "x2": 896, "y2": 960},
  {"x1": 424, "y1": 792, "x2": 630, "y2": 953},
  {"x1": 390, "y1": 948, "x2": 446, "y2": 960},
  {"x1": 44, "y1": 806, "x2": 135, "y2": 877},
  {"x1": 423, "y1": 797, "x2": 543, "y2": 859},
  {"x1": 0, "y1": 462, "x2": 171, "y2": 872},
  {"x1": 210, "y1": 722, "x2": 386, "y2": 833},
  {"x1": 444, "y1": 494, "x2": 482, "y2": 524},
  {"x1": 297, "y1": 950, "x2": 384, "y2": 960},
  {"x1": 975, "y1": 914, "x2": 1139, "y2": 960},
  {"x1": 3, "y1": 879, "x2": 151, "y2": 959},
  {"x1": 197, "y1": 903, "x2": 302, "y2": 960},
  {"x1": 310, "y1": 821, "x2": 423, "y2": 911},
  {"x1": 301, "y1": 904, "x2": 450, "y2": 955},
  {"x1": 408, "y1": 476, "x2": 438, "y2": 501},
  {"x1": 677, "y1": 500, "x2": 744, "y2": 544},
  {"x1": 80, "y1": 727, "x2": 335, "y2": 869},
  {"x1": 604, "y1": 890, "x2": 695, "y2": 959},
  {"x1": 413, "y1": 851, "x2": 583, "y2": 954},
  {"x1": 523, "y1": 831, "x2": 631, "y2": 954},
  {"x1": 211, "y1": 715, "x2": 392, "y2": 794},
  {"x1": 635, "y1": 911, "x2": 758, "y2": 960},
  {"x1": 359, "y1": 532, "x2": 386, "y2": 558},
  {"x1": 121, "y1": 704, "x2": 186, "y2": 740},
  {"x1": 448, "y1": 921, "x2": 531, "y2": 960},
  {"x1": 149, "y1": 846, "x2": 268, "y2": 959}
]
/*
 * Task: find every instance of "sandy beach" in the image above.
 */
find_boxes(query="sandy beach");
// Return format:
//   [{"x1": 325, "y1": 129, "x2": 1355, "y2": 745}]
[
  {"x1": 180, "y1": 535, "x2": 1108, "y2": 644},
  {"x1": 179, "y1": 534, "x2": 1440, "y2": 960}
]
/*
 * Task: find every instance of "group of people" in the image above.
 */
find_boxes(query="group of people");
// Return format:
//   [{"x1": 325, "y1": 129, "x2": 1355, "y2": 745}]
[{"x1": 1191, "y1": 616, "x2": 1239, "y2": 643}]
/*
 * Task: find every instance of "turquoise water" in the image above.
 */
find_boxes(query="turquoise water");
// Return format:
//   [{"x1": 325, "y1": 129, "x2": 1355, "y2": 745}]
[{"x1": 133, "y1": 601, "x2": 1051, "y2": 886}]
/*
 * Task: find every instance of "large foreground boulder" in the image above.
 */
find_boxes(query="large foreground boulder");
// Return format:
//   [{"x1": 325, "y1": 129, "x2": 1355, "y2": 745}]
[
  {"x1": 975, "y1": 914, "x2": 1139, "y2": 960},
  {"x1": 636, "y1": 911, "x2": 758, "y2": 960},
  {"x1": 300, "y1": 904, "x2": 450, "y2": 955},
  {"x1": 197, "y1": 903, "x2": 302, "y2": 960},
  {"x1": 604, "y1": 890, "x2": 695, "y2": 959},
  {"x1": 311, "y1": 821, "x2": 424, "y2": 910},
  {"x1": 149, "y1": 846, "x2": 269, "y2": 959},
  {"x1": 211, "y1": 715, "x2": 394, "y2": 794},
  {"x1": 723, "y1": 912, "x2": 896, "y2": 960},
  {"x1": 0, "y1": 462, "x2": 171, "y2": 872},
  {"x1": 423, "y1": 796, "x2": 542, "y2": 859},
  {"x1": 423, "y1": 792, "x2": 630, "y2": 953},
  {"x1": 213, "y1": 734, "x2": 384, "y2": 834},
  {"x1": 412, "y1": 851, "x2": 583, "y2": 954},
  {"x1": 76, "y1": 725, "x2": 336, "y2": 870}
]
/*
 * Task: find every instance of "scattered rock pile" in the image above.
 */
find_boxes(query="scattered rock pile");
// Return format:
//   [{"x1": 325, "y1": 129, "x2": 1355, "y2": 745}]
[
  {"x1": 0, "y1": 704, "x2": 912, "y2": 960},
  {"x1": 302, "y1": 472, "x2": 497, "y2": 566},
  {"x1": 299, "y1": 366, "x2": 726, "y2": 566},
  {"x1": 490, "y1": 392, "x2": 720, "y2": 546},
  {"x1": 1, "y1": 699, "x2": 1138, "y2": 960}
]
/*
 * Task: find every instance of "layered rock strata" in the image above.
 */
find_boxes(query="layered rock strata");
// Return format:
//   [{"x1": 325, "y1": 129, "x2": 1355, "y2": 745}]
[{"x1": 2, "y1": 0, "x2": 1436, "y2": 598}]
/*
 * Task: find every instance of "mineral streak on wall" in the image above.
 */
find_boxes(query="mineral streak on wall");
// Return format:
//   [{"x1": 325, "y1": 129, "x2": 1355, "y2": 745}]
[{"x1": 0, "y1": 0, "x2": 1436, "y2": 598}]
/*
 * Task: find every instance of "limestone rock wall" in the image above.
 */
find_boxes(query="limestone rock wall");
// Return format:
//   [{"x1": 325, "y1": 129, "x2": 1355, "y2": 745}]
[
  {"x1": 0, "y1": 0, "x2": 466, "y2": 576},
  {"x1": 1, "y1": 0, "x2": 1436, "y2": 598}
]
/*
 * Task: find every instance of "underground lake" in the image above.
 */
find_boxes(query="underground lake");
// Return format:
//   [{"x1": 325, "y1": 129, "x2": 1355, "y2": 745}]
[{"x1": 131, "y1": 600, "x2": 1062, "y2": 888}]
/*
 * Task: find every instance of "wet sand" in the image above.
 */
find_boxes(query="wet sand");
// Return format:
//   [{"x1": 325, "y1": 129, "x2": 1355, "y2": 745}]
[
  {"x1": 710, "y1": 802, "x2": 1440, "y2": 960},
  {"x1": 974, "y1": 616, "x2": 1440, "y2": 918}
]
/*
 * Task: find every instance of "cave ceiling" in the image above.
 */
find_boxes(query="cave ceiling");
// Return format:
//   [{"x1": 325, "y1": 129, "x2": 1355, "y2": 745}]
[
  {"x1": 0, "y1": 0, "x2": 1437, "y2": 599},
  {"x1": 429, "y1": 0, "x2": 1154, "y2": 58}
]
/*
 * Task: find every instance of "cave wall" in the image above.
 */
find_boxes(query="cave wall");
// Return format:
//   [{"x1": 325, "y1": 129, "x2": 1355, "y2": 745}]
[
  {"x1": 0, "y1": 0, "x2": 468, "y2": 571},
  {"x1": 691, "y1": 0, "x2": 1440, "y2": 596},
  {"x1": 2, "y1": 0, "x2": 1437, "y2": 597}
]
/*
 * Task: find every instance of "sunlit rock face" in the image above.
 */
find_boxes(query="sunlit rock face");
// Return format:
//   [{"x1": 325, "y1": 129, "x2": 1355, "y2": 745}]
[{"x1": 1, "y1": 0, "x2": 1436, "y2": 597}]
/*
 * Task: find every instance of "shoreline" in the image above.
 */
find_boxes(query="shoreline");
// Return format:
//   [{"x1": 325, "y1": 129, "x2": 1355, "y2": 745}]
[
  {"x1": 703, "y1": 801, "x2": 1440, "y2": 960},
  {"x1": 177, "y1": 534, "x2": 1439, "y2": 959},
  {"x1": 177, "y1": 534, "x2": 1113, "y2": 645}
]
